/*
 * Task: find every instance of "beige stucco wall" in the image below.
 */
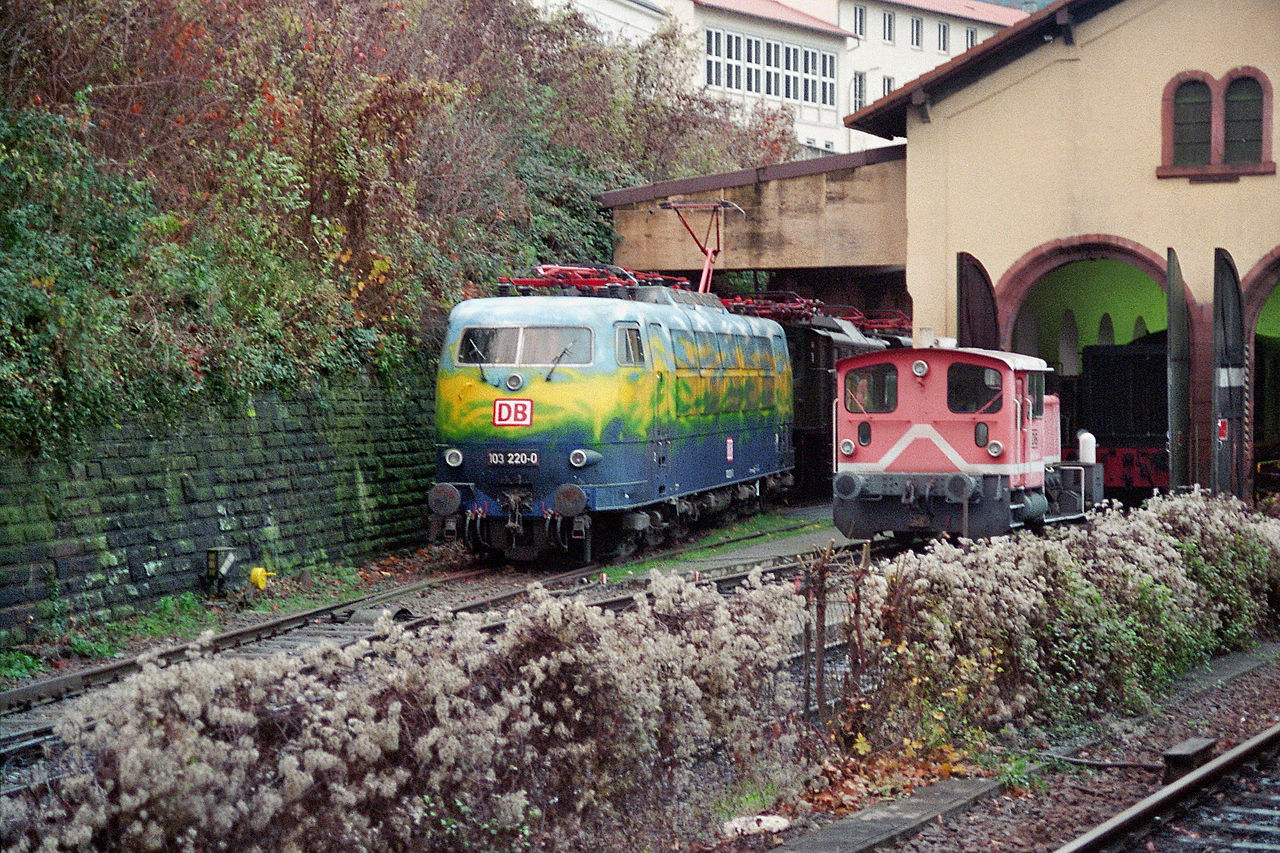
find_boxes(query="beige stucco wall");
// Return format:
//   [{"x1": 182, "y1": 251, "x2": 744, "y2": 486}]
[
  {"x1": 610, "y1": 157, "x2": 908, "y2": 270},
  {"x1": 902, "y1": 0, "x2": 1280, "y2": 341}
]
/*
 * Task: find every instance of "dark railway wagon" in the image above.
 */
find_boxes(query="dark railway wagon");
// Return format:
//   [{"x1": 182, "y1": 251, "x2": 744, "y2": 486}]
[
  {"x1": 1078, "y1": 334, "x2": 1169, "y2": 492},
  {"x1": 1252, "y1": 334, "x2": 1280, "y2": 491},
  {"x1": 723, "y1": 293, "x2": 887, "y2": 494}
]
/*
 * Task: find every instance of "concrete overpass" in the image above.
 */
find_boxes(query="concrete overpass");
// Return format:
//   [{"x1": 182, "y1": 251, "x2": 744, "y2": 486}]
[{"x1": 595, "y1": 145, "x2": 910, "y2": 313}]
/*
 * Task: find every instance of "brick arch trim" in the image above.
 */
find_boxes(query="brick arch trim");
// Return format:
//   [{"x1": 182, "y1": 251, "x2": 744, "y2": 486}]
[
  {"x1": 994, "y1": 235, "x2": 1168, "y2": 350},
  {"x1": 1242, "y1": 245, "x2": 1280, "y2": 336}
]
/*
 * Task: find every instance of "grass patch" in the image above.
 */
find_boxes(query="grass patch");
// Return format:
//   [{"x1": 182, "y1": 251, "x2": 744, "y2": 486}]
[
  {"x1": 711, "y1": 780, "x2": 780, "y2": 820},
  {"x1": 605, "y1": 510, "x2": 825, "y2": 582},
  {"x1": 243, "y1": 564, "x2": 369, "y2": 614},
  {"x1": 0, "y1": 649, "x2": 48, "y2": 682},
  {"x1": 2, "y1": 563, "x2": 416, "y2": 685},
  {"x1": 126, "y1": 591, "x2": 222, "y2": 640}
]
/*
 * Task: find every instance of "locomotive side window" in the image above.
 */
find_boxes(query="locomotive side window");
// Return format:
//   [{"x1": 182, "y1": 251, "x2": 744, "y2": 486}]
[
  {"x1": 749, "y1": 336, "x2": 772, "y2": 372},
  {"x1": 616, "y1": 324, "x2": 645, "y2": 366},
  {"x1": 672, "y1": 330, "x2": 700, "y2": 369},
  {"x1": 947, "y1": 363, "x2": 1003, "y2": 414},
  {"x1": 717, "y1": 333, "x2": 745, "y2": 368},
  {"x1": 845, "y1": 363, "x2": 897, "y2": 413},
  {"x1": 696, "y1": 331, "x2": 720, "y2": 369},
  {"x1": 1028, "y1": 372, "x2": 1045, "y2": 417}
]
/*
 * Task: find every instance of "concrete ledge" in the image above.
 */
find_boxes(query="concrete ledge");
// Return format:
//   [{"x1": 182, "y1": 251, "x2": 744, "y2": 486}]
[{"x1": 780, "y1": 777, "x2": 1005, "y2": 852}]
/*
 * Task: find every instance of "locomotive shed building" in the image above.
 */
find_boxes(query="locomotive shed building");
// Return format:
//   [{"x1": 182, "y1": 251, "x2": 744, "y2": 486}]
[{"x1": 599, "y1": 0, "x2": 1280, "y2": 495}]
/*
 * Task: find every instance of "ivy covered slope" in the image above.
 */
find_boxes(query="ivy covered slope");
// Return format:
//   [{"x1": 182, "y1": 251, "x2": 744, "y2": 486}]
[{"x1": 0, "y1": 0, "x2": 796, "y2": 456}]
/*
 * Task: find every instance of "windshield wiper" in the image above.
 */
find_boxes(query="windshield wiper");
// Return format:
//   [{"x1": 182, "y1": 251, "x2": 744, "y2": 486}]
[
  {"x1": 545, "y1": 342, "x2": 574, "y2": 381},
  {"x1": 468, "y1": 339, "x2": 490, "y2": 384}
]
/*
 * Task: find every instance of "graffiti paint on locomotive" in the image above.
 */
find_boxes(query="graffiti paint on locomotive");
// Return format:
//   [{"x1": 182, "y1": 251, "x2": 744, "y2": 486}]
[{"x1": 437, "y1": 306, "x2": 791, "y2": 446}]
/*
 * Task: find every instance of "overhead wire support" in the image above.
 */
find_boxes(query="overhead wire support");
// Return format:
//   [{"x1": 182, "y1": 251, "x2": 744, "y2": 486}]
[{"x1": 658, "y1": 200, "x2": 746, "y2": 293}]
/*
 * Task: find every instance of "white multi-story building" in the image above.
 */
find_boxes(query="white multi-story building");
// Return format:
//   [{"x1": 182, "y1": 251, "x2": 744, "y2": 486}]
[{"x1": 535, "y1": 0, "x2": 1027, "y2": 154}]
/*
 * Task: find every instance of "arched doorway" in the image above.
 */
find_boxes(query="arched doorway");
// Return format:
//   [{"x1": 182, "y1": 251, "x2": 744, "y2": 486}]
[
  {"x1": 1002, "y1": 248, "x2": 1167, "y2": 494},
  {"x1": 1244, "y1": 248, "x2": 1280, "y2": 496}
]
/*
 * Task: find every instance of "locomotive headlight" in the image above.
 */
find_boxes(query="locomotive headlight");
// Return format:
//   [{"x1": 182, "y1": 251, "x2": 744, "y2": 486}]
[
  {"x1": 986, "y1": 440, "x2": 1004, "y2": 458},
  {"x1": 911, "y1": 359, "x2": 929, "y2": 377},
  {"x1": 839, "y1": 438, "x2": 856, "y2": 457},
  {"x1": 443, "y1": 448, "x2": 464, "y2": 467},
  {"x1": 504, "y1": 373, "x2": 525, "y2": 391},
  {"x1": 568, "y1": 448, "x2": 603, "y2": 468}
]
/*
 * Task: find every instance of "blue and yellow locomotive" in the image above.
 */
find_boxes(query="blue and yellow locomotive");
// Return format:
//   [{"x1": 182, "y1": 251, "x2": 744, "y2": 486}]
[{"x1": 427, "y1": 268, "x2": 795, "y2": 561}]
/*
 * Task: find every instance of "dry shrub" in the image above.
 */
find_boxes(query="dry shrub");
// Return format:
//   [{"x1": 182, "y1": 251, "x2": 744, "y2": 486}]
[
  {"x1": 840, "y1": 489, "x2": 1280, "y2": 750},
  {"x1": 2, "y1": 572, "x2": 805, "y2": 853}
]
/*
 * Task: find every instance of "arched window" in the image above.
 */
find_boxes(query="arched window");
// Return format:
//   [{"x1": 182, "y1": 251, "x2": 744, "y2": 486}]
[
  {"x1": 1225, "y1": 76, "x2": 1264, "y2": 164},
  {"x1": 1097, "y1": 313, "x2": 1114, "y2": 346},
  {"x1": 1172, "y1": 80, "x2": 1212, "y2": 166},
  {"x1": 1059, "y1": 310, "x2": 1080, "y2": 376},
  {"x1": 1160, "y1": 69, "x2": 1274, "y2": 180}
]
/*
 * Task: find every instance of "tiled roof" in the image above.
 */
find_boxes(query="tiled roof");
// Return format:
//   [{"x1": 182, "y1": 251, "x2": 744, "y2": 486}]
[
  {"x1": 693, "y1": 0, "x2": 856, "y2": 38},
  {"x1": 846, "y1": 0, "x2": 1125, "y2": 139},
  {"x1": 888, "y1": 0, "x2": 1028, "y2": 27}
]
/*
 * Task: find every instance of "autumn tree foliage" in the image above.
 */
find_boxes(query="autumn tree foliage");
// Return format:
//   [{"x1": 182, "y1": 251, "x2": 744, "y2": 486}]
[{"x1": 0, "y1": 0, "x2": 795, "y2": 453}]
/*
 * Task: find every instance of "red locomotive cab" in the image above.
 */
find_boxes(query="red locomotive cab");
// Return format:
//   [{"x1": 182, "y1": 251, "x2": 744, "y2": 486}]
[{"x1": 832, "y1": 347, "x2": 1079, "y2": 541}]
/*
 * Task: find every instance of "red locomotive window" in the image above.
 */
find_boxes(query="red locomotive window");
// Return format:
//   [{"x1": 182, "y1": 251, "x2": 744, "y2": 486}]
[
  {"x1": 1028, "y1": 372, "x2": 1045, "y2": 417},
  {"x1": 947, "y1": 363, "x2": 1003, "y2": 414},
  {"x1": 845, "y1": 363, "x2": 897, "y2": 413}
]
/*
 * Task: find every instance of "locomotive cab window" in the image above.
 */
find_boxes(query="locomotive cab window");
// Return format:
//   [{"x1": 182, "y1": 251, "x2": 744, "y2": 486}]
[
  {"x1": 616, "y1": 323, "x2": 645, "y2": 366},
  {"x1": 845, "y1": 363, "x2": 897, "y2": 413},
  {"x1": 458, "y1": 326, "x2": 592, "y2": 365},
  {"x1": 459, "y1": 327, "x2": 519, "y2": 364},
  {"x1": 947, "y1": 363, "x2": 1003, "y2": 414},
  {"x1": 1028, "y1": 372, "x2": 1045, "y2": 417}
]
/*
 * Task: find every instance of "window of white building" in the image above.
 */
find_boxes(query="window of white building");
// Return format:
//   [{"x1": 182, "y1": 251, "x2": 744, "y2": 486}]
[
  {"x1": 821, "y1": 52, "x2": 837, "y2": 107},
  {"x1": 784, "y1": 44, "x2": 801, "y2": 101},
  {"x1": 744, "y1": 36, "x2": 763, "y2": 94},
  {"x1": 910, "y1": 17, "x2": 923, "y2": 48},
  {"x1": 882, "y1": 10, "x2": 895, "y2": 43},
  {"x1": 883, "y1": 76, "x2": 895, "y2": 97},
  {"x1": 802, "y1": 47, "x2": 819, "y2": 103},
  {"x1": 764, "y1": 40, "x2": 782, "y2": 96},
  {"x1": 705, "y1": 28, "x2": 722, "y2": 87},
  {"x1": 937, "y1": 21, "x2": 950, "y2": 53},
  {"x1": 852, "y1": 71, "x2": 867, "y2": 111},
  {"x1": 851, "y1": 5, "x2": 866, "y2": 38},
  {"x1": 724, "y1": 31, "x2": 743, "y2": 90},
  {"x1": 966, "y1": 27, "x2": 978, "y2": 50}
]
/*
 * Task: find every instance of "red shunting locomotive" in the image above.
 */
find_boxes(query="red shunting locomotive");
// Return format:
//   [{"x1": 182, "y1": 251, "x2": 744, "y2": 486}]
[{"x1": 832, "y1": 345, "x2": 1105, "y2": 541}]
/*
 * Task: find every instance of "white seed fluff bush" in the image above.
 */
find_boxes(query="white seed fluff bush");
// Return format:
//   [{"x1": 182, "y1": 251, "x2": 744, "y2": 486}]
[
  {"x1": 2, "y1": 572, "x2": 806, "y2": 853},
  {"x1": 840, "y1": 490, "x2": 1280, "y2": 748}
]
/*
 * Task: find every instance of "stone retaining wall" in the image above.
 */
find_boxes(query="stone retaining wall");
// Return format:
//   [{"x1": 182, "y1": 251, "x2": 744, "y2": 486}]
[{"x1": 0, "y1": 379, "x2": 435, "y2": 640}]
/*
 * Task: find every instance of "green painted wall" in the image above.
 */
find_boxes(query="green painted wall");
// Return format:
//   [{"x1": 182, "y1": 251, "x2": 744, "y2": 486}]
[{"x1": 1016, "y1": 259, "x2": 1166, "y2": 364}]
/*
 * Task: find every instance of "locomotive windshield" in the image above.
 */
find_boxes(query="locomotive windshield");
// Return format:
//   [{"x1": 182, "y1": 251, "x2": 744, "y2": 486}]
[
  {"x1": 947, "y1": 363, "x2": 1003, "y2": 414},
  {"x1": 845, "y1": 363, "x2": 897, "y2": 413},
  {"x1": 458, "y1": 326, "x2": 593, "y2": 365}
]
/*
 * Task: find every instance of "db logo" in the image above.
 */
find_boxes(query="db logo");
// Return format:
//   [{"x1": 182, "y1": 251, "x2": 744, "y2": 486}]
[{"x1": 494, "y1": 399, "x2": 533, "y2": 427}]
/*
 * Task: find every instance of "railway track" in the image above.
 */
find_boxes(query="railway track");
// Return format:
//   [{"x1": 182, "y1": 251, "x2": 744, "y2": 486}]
[
  {"x1": 1, "y1": 514, "x2": 863, "y2": 792},
  {"x1": 1055, "y1": 720, "x2": 1280, "y2": 853}
]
